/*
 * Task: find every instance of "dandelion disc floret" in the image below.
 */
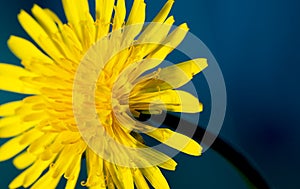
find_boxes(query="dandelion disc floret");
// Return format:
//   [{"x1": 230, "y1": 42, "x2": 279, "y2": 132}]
[{"x1": 0, "y1": 0, "x2": 207, "y2": 188}]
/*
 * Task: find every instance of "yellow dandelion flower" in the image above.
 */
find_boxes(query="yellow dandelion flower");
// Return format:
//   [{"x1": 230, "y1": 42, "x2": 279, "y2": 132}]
[{"x1": 0, "y1": 0, "x2": 207, "y2": 188}]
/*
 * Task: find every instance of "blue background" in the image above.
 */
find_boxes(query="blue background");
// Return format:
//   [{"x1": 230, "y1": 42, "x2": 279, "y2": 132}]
[{"x1": 1, "y1": 0, "x2": 300, "y2": 188}]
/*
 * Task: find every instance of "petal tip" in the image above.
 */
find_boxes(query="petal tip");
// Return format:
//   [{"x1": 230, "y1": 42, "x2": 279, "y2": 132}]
[{"x1": 179, "y1": 23, "x2": 189, "y2": 31}]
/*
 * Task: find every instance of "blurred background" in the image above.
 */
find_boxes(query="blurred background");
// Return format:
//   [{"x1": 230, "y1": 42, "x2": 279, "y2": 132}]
[{"x1": 0, "y1": 0, "x2": 299, "y2": 188}]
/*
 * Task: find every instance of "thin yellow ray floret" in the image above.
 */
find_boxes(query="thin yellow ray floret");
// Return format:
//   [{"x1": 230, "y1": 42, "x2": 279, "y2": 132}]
[
  {"x1": 13, "y1": 151, "x2": 37, "y2": 170},
  {"x1": 95, "y1": 0, "x2": 115, "y2": 39},
  {"x1": 0, "y1": 63, "x2": 40, "y2": 94},
  {"x1": 43, "y1": 8, "x2": 63, "y2": 27},
  {"x1": 141, "y1": 166, "x2": 170, "y2": 189},
  {"x1": 133, "y1": 168, "x2": 150, "y2": 189},
  {"x1": 9, "y1": 157, "x2": 56, "y2": 189},
  {"x1": 130, "y1": 90, "x2": 203, "y2": 113},
  {"x1": 31, "y1": 4, "x2": 59, "y2": 35},
  {"x1": 8, "y1": 36, "x2": 53, "y2": 63},
  {"x1": 113, "y1": 0, "x2": 126, "y2": 31},
  {"x1": 62, "y1": 0, "x2": 90, "y2": 42},
  {"x1": 132, "y1": 58, "x2": 208, "y2": 94},
  {"x1": 18, "y1": 10, "x2": 63, "y2": 60},
  {"x1": 126, "y1": 0, "x2": 146, "y2": 26},
  {"x1": 148, "y1": 23, "x2": 190, "y2": 60},
  {"x1": 65, "y1": 154, "x2": 81, "y2": 189},
  {"x1": 152, "y1": 0, "x2": 174, "y2": 23},
  {"x1": 0, "y1": 129, "x2": 43, "y2": 161},
  {"x1": 0, "y1": 101, "x2": 22, "y2": 117},
  {"x1": 147, "y1": 128, "x2": 202, "y2": 156}
]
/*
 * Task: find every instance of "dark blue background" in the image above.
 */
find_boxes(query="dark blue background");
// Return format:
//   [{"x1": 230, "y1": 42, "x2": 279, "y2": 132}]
[{"x1": 1, "y1": 0, "x2": 299, "y2": 188}]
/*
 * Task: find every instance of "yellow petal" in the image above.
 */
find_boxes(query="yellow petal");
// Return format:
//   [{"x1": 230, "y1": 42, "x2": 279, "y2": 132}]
[
  {"x1": 132, "y1": 169, "x2": 150, "y2": 189},
  {"x1": 19, "y1": 129, "x2": 44, "y2": 145},
  {"x1": 0, "y1": 101, "x2": 45, "y2": 138},
  {"x1": 52, "y1": 156, "x2": 72, "y2": 178},
  {"x1": 122, "y1": 0, "x2": 145, "y2": 44},
  {"x1": 116, "y1": 59, "x2": 163, "y2": 90},
  {"x1": 13, "y1": 151, "x2": 36, "y2": 169},
  {"x1": 130, "y1": 90, "x2": 203, "y2": 113},
  {"x1": 0, "y1": 63, "x2": 40, "y2": 94},
  {"x1": 31, "y1": 4, "x2": 59, "y2": 34},
  {"x1": 18, "y1": 10, "x2": 47, "y2": 40},
  {"x1": 104, "y1": 165, "x2": 117, "y2": 189},
  {"x1": 27, "y1": 133, "x2": 57, "y2": 155},
  {"x1": 74, "y1": 0, "x2": 90, "y2": 21},
  {"x1": 18, "y1": 10, "x2": 62, "y2": 59},
  {"x1": 64, "y1": 154, "x2": 81, "y2": 179},
  {"x1": 7, "y1": 36, "x2": 53, "y2": 63},
  {"x1": 113, "y1": 0, "x2": 126, "y2": 31},
  {"x1": 155, "y1": 58, "x2": 207, "y2": 89},
  {"x1": 59, "y1": 24, "x2": 83, "y2": 53},
  {"x1": 61, "y1": 0, "x2": 77, "y2": 24},
  {"x1": 10, "y1": 157, "x2": 55, "y2": 188},
  {"x1": 40, "y1": 148, "x2": 53, "y2": 161},
  {"x1": 80, "y1": 15, "x2": 96, "y2": 49},
  {"x1": 157, "y1": 158, "x2": 178, "y2": 171},
  {"x1": 85, "y1": 148, "x2": 106, "y2": 187},
  {"x1": 43, "y1": 8, "x2": 63, "y2": 27},
  {"x1": 95, "y1": 0, "x2": 115, "y2": 38},
  {"x1": 65, "y1": 154, "x2": 81, "y2": 189},
  {"x1": 96, "y1": 0, "x2": 115, "y2": 22},
  {"x1": 46, "y1": 131, "x2": 73, "y2": 153},
  {"x1": 0, "y1": 119, "x2": 35, "y2": 138},
  {"x1": 138, "y1": 16, "x2": 174, "y2": 44},
  {"x1": 135, "y1": 16, "x2": 175, "y2": 58},
  {"x1": 22, "y1": 111, "x2": 49, "y2": 122},
  {"x1": 147, "y1": 128, "x2": 202, "y2": 156},
  {"x1": 22, "y1": 159, "x2": 56, "y2": 187},
  {"x1": 9, "y1": 170, "x2": 26, "y2": 189},
  {"x1": 148, "y1": 23, "x2": 189, "y2": 60},
  {"x1": 137, "y1": 145, "x2": 177, "y2": 170},
  {"x1": 66, "y1": 0, "x2": 94, "y2": 45},
  {"x1": 11, "y1": 139, "x2": 58, "y2": 187},
  {"x1": 62, "y1": 0, "x2": 88, "y2": 42},
  {"x1": 22, "y1": 60, "x2": 68, "y2": 77},
  {"x1": 0, "y1": 116, "x2": 18, "y2": 129},
  {"x1": 141, "y1": 166, "x2": 170, "y2": 189},
  {"x1": 152, "y1": 0, "x2": 174, "y2": 23},
  {"x1": 105, "y1": 162, "x2": 123, "y2": 189},
  {"x1": 118, "y1": 167, "x2": 134, "y2": 189},
  {"x1": 12, "y1": 97, "x2": 47, "y2": 118},
  {"x1": 0, "y1": 130, "x2": 39, "y2": 161},
  {"x1": 126, "y1": 0, "x2": 145, "y2": 25},
  {"x1": 111, "y1": 122, "x2": 178, "y2": 170},
  {"x1": 0, "y1": 101, "x2": 22, "y2": 116},
  {"x1": 51, "y1": 144, "x2": 81, "y2": 178},
  {"x1": 133, "y1": 58, "x2": 208, "y2": 93},
  {"x1": 106, "y1": 163, "x2": 134, "y2": 189},
  {"x1": 30, "y1": 169, "x2": 60, "y2": 189}
]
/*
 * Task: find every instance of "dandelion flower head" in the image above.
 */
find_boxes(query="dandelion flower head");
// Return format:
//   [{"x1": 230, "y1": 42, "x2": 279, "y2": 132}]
[{"x1": 0, "y1": 0, "x2": 207, "y2": 188}]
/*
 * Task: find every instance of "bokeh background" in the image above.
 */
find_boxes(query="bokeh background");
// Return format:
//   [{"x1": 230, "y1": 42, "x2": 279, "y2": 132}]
[{"x1": 0, "y1": 0, "x2": 299, "y2": 188}]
